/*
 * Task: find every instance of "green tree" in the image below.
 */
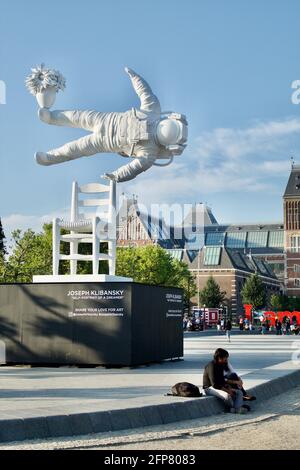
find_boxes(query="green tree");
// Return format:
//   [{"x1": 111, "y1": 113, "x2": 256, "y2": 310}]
[
  {"x1": 269, "y1": 293, "x2": 293, "y2": 311},
  {"x1": 0, "y1": 227, "x2": 196, "y2": 303},
  {"x1": 269, "y1": 294, "x2": 282, "y2": 311},
  {"x1": 0, "y1": 252, "x2": 6, "y2": 281},
  {"x1": 1, "y1": 227, "x2": 52, "y2": 282},
  {"x1": 168, "y1": 259, "x2": 197, "y2": 310},
  {"x1": 116, "y1": 245, "x2": 173, "y2": 285},
  {"x1": 286, "y1": 296, "x2": 300, "y2": 311},
  {"x1": 116, "y1": 245, "x2": 196, "y2": 303},
  {"x1": 0, "y1": 218, "x2": 6, "y2": 280},
  {"x1": 241, "y1": 274, "x2": 266, "y2": 310},
  {"x1": 0, "y1": 223, "x2": 112, "y2": 283},
  {"x1": 199, "y1": 275, "x2": 226, "y2": 308},
  {"x1": 0, "y1": 218, "x2": 5, "y2": 256}
]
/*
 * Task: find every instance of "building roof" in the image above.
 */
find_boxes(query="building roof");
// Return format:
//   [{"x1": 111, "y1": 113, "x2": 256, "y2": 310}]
[
  {"x1": 181, "y1": 224, "x2": 284, "y2": 254},
  {"x1": 182, "y1": 203, "x2": 218, "y2": 226},
  {"x1": 173, "y1": 246, "x2": 278, "y2": 280},
  {"x1": 283, "y1": 165, "x2": 300, "y2": 198},
  {"x1": 117, "y1": 197, "x2": 284, "y2": 254}
]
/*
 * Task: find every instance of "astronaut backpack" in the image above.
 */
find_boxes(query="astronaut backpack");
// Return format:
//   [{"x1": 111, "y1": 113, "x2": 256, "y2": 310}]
[{"x1": 168, "y1": 382, "x2": 202, "y2": 398}]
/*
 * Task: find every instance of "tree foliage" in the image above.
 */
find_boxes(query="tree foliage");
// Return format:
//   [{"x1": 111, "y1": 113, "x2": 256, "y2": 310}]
[
  {"x1": 0, "y1": 228, "x2": 195, "y2": 306},
  {"x1": 116, "y1": 245, "x2": 196, "y2": 305},
  {"x1": 269, "y1": 293, "x2": 300, "y2": 311},
  {"x1": 199, "y1": 275, "x2": 226, "y2": 308},
  {"x1": 0, "y1": 227, "x2": 52, "y2": 283},
  {"x1": 0, "y1": 218, "x2": 6, "y2": 256},
  {"x1": 241, "y1": 274, "x2": 266, "y2": 310}
]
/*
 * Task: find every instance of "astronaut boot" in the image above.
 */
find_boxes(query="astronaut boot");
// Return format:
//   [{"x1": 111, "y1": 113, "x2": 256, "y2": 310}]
[{"x1": 35, "y1": 152, "x2": 61, "y2": 166}]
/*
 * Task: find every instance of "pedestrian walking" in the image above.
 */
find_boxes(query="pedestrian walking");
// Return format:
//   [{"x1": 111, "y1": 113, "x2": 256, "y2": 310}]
[
  {"x1": 225, "y1": 319, "x2": 232, "y2": 343},
  {"x1": 286, "y1": 318, "x2": 291, "y2": 335},
  {"x1": 276, "y1": 320, "x2": 282, "y2": 336}
]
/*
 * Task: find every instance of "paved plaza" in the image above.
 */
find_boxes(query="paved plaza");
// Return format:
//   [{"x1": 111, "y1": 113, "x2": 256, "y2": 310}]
[{"x1": 0, "y1": 331, "x2": 299, "y2": 421}]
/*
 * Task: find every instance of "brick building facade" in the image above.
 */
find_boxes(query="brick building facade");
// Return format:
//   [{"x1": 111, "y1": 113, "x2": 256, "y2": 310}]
[
  {"x1": 116, "y1": 165, "x2": 300, "y2": 316},
  {"x1": 283, "y1": 164, "x2": 300, "y2": 296}
]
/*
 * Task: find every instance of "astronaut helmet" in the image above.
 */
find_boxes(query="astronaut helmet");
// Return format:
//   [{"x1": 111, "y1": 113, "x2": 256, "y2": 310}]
[{"x1": 156, "y1": 113, "x2": 188, "y2": 155}]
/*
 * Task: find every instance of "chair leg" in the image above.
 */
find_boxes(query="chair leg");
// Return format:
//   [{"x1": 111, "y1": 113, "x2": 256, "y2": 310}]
[
  {"x1": 52, "y1": 218, "x2": 60, "y2": 276},
  {"x1": 92, "y1": 219, "x2": 99, "y2": 276},
  {"x1": 108, "y1": 240, "x2": 116, "y2": 276},
  {"x1": 70, "y1": 238, "x2": 78, "y2": 275},
  {"x1": 108, "y1": 181, "x2": 117, "y2": 276}
]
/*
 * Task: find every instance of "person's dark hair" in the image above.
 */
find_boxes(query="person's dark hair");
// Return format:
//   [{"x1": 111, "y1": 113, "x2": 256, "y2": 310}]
[{"x1": 214, "y1": 348, "x2": 229, "y2": 361}]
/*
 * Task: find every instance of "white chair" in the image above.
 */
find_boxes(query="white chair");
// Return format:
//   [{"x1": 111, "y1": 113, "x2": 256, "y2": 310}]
[{"x1": 52, "y1": 180, "x2": 116, "y2": 277}]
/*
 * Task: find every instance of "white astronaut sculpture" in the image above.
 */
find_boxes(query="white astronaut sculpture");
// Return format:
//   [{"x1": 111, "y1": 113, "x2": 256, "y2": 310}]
[
  {"x1": 32, "y1": 67, "x2": 188, "y2": 182},
  {"x1": 26, "y1": 65, "x2": 188, "y2": 282}
]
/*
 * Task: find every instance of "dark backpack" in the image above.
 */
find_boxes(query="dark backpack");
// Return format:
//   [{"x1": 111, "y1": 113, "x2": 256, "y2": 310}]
[{"x1": 170, "y1": 382, "x2": 202, "y2": 397}]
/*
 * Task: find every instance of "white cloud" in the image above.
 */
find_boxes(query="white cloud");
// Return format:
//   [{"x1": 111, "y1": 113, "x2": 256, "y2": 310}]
[
  {"x1": 2, "y1": 209, "x2": 69, "y2": 248},
  {"x1": 123, "y1": 117, "x2": 300, "y2": 205},
  {"x1": 2, "y1": 117, "x2": 298, "y2": 242},
  {"x1": 195, "y1": 118, "x2": 300, "y2": 160}
]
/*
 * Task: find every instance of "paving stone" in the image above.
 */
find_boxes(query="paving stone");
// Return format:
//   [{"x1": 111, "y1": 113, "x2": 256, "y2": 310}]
[
  {"x1": 24, "y1": 417, "x2": 50, "y2": 440},
  {"x1": 46, "y1": 415, "x2": 73, "y2": 438},
  {"x1": 141, "y1": 406, "x2": 164, "y2": 426},
  {"x1": 109, "y1": 410, "x2": 132, "y2": 431},
  {"x1": 69, "y1": 413, "x2": 93, "y2": 436},
  {"x1": 156, "y1": 404, "x2": 179, "y2": 424},
  {"x1": 0, "y1": 419, "x2": 26, "y2": 442},
  {"x1": 126, "y1": 407, "x2": 148, "y2": 429},
  {"x1": 89, "y1": 411, "x2": 112, "y2": 433}
]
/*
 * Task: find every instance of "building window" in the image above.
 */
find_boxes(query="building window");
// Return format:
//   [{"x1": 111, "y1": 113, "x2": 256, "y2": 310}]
[
  {"x1": 205, "y1": 232, "x2": 225, "y2": 246},
  {"x1": 204, "y1": 246, "x2": 221, "y2": 265},
  {"x1": 167, "y1": 249, "x2": 183, "y2": 261},
  {"x1": 268, "y1": 231, "x2": 284, "y2": 248},
  {"x1": 185, "y1": 232, "x2": 205, "y2": 250},
  {"x1": 269, "y1": 263, "x2": 285, "y2": 277},
  {"x1": 247, "y1": 231, "x2": 268, "y2": 248},
  {"x1": 225, "y1": 231, "x2": 246, "y2": 248},
  {"x1": 291, "y1": 235, "x2": 300, "y2": 253},
  {"x1": 294, "y1": 279, "x2": 300, "y2": 287},
  {"x1": 294, "y1": 264, "x2": 300, "y2": 273}
]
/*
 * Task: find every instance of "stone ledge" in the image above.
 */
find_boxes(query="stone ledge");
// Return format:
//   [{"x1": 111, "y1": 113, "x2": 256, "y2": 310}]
[{"x1": 0, "y1": 368, "x2": 299, "y2": 444}]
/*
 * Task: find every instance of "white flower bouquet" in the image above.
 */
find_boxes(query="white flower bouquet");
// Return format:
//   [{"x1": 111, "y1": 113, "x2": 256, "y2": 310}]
[{"x1": 25, "y1": 63, "x2": 66, "y2": 108}]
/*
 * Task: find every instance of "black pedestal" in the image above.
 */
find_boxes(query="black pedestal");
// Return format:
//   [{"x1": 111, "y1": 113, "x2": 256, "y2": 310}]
[{"x1": 0, "y1": 282, "x2": 183, "y2": 366}]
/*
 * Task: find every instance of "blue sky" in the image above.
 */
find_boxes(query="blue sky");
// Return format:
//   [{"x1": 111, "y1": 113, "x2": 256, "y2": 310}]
[{"x1": 1, "y1": 0, "x2": 300, "y2": 236}]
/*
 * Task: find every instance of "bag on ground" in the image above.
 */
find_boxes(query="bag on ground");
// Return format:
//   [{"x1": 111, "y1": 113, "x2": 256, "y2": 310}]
[{"x1": 170, "y1": 382, "x2": 202, "y2": 397}]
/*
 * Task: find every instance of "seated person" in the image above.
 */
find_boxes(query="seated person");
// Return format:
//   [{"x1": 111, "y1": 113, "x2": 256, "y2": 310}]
[
  {"x1": 223, "y1": 362, "x2": 256, "y2": 401},
  {"x1": 203, "y1": 348, "x2": 255, "y2": 414}
]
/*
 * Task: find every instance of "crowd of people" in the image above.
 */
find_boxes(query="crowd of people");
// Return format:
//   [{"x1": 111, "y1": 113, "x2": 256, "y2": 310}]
[
  {"x1": 183, "y1": 313, "x2": 300, "y2": 336},
  {"x1": 183, "y1": 316, "x2": 204, "y2": 331},
  {"x1": 260, "y1": 316, "x2": 300, "y2": 335},
  {"x1": 183, "y1": 316, "x2": 233, "y2": 341}
]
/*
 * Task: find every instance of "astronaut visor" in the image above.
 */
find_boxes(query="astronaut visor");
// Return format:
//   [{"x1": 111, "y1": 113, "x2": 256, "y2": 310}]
[{"x1": 156, "y1": 117, "x2": 187, "y2": 146}]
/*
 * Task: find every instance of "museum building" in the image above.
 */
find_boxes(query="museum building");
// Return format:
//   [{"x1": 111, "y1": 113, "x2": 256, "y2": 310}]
[{"x1": 117, "y1": 165, "x2": 300, "y2": 315}]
